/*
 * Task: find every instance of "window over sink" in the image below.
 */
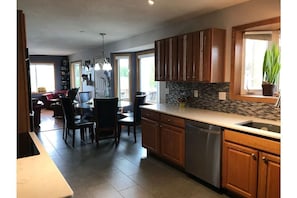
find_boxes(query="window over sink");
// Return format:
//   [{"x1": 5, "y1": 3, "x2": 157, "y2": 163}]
[{"x1": 230, "y1": 17, "x2": 280, "y2": 104}]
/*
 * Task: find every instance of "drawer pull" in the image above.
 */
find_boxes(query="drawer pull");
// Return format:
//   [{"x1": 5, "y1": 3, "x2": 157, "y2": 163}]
[
  {"x1": 251, "y1": 153, "x2": 257, "y2": 160},
  {"x1": 262, "y1": 156, "x2": 268, "y2": 163}
]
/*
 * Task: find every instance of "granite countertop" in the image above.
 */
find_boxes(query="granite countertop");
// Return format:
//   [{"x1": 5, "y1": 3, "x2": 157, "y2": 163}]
[
  {"x1": 141, "y1": 104, "x2": 280, "y2": 140},
  {"x1": 17, "y1": 132, "x2": 73, "y2": 198}
]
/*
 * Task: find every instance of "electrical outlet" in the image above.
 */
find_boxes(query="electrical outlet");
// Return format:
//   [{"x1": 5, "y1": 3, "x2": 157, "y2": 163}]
[
  {"x1": 219, "y1": 92, "x2": 226, "y2": 100},
  {"x1": 194, "y1": 90, "x2": 199, "y2": 98}
]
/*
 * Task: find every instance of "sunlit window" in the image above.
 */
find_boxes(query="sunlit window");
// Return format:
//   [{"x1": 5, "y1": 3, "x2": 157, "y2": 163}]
[
  {"x1": 30, "y1": 63, "x2": 55, "y2": 92},
  {"x1": 137, "y1": 53, "x2": 158, "y2": 104},
  {"x1": 241, "y1": 31, "x2": 280, "y2": 95}
]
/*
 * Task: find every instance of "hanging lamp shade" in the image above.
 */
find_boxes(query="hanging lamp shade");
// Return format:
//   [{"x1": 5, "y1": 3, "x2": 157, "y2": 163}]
[{"x1": 96, "y1": 33, "x2": 112, "y2": 71}]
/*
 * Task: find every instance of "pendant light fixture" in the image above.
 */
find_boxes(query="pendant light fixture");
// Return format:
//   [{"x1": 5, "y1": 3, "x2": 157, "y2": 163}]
[{"x1": 94, "y1": 33, "x2": 112, "y2": 71}]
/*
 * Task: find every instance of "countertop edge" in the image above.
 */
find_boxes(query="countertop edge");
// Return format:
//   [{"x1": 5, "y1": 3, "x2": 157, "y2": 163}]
[
  {"x1": 141, "y1": 104, "x2": 280, "y2": 140},
  {"x1": 17, "y1": 132, "x2": 74, "y2": 198}
]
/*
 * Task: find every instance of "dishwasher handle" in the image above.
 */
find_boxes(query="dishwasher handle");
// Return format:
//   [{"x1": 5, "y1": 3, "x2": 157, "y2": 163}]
[{"x1": 186, "y1": 121, "x2": 221, "y2": 133}]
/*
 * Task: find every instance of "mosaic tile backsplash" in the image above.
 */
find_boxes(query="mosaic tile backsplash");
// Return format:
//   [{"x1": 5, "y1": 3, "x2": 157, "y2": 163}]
[{"x1": 166, "y1": 82, "x2": 280, "y2": 121}]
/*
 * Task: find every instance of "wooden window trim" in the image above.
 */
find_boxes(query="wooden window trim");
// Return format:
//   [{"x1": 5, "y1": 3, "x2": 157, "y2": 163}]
[{"x1": 230, "y1": 17, "x2": 280, "y2": 104}]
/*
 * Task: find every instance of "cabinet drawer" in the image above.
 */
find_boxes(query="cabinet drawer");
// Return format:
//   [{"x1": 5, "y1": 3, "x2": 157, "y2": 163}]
[
  {"x1": 160, "y1": 113, "x2": 185, "y2": 128},
  {"x1": 141, "y1": 109, "x2": 159, "y2": 121},
  {"x1": 224, "y1": 129, "x2": 280, "y2": 155}
]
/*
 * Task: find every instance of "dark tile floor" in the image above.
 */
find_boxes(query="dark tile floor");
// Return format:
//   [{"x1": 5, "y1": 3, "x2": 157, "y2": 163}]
[{"x1": 36, "y1": 109, "x2": 230, "y2": 198}]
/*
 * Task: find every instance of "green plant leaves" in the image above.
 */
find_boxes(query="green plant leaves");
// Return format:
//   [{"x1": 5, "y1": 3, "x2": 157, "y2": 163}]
[{"x1": 262, "y1": 44, "x2": 281, "y2": 85}]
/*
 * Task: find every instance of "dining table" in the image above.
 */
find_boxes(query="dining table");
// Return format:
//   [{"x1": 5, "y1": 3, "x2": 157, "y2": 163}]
[{"x1": 73, "y1": 99, "x2": 131, "y2": 110}]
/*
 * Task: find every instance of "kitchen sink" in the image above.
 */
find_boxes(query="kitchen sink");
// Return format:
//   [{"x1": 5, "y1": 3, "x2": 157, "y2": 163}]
[{"x1": 237, "y1": 121, "x2": 280, "y2": 133}]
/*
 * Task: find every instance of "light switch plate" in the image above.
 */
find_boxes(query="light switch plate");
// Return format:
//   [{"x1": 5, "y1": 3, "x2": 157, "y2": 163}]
[
  {"x1": 219, "y1": 92, "x2": 226, "y2": 100},
  {"x1": 194, "y1": 90, "x2": 199, "y2": 98}
]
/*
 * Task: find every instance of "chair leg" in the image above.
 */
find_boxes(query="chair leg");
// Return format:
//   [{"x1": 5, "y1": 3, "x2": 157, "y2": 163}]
[
  {"x1": 133, "y1": 124, "x2": 136, "y2": 143},
  {"x1": 118, "y1": 123, "x2": 122, "y2": 144},
  {"x1": 128, "y1": 126, "x2": 130, "y2": 136},
  {"x1": 80, "y1": 128, "x2": 85, "y2": 142},
  {"x1": 89, "y1": 127, "x2": 94, "y2": 143},
  {"x1": 72, "y1": 129, "x2": 75, "y2": 147}
]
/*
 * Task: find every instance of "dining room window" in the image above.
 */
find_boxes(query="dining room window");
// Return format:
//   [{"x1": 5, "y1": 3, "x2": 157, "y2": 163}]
[
  {"x1": 113, "y1": 55, "x2": 132, "y2": 101},
  {"x1": 30, "y1": 63, "x2": 55, "y2": 92},
  {"x1": 70, "y1": 61, "x2": 82, "y2": 90},
  {"x1": 136, "y1": 50, "x2": 159, "y2": 104}
]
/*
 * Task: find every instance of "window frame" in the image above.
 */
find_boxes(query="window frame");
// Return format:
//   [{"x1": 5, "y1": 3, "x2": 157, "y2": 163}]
[
  {"x1": 113, "y1": 53, "x2": 132, "y2": 102},
  {"x1": 30, "y1": 62, "x2": 56, "y2": 93},
  {"x1": 230, "y1": 17, "x2": 280, "y2": 104},
  {"x1": 70, "y1": 60, "x2": 82, "y2": 90}
]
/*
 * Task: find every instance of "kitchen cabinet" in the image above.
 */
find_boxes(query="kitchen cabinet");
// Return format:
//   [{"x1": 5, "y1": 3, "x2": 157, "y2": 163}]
[
  {"x1": 160, "y1": 113, "x2": 185, "y2": 167},
  {"x1": 155, "y1": 37, "x2": 178, "y2": 81},
  {"x1": 222, "y1": 129, "x2": 280, "y2": 198},
  {"x1": 155, "y1": 28, "x2": 225, "y2": 82},
  {"x1": 17, "y1": 10, "x2": 31, "y2": 133},
  {"x1": 155, "y1": 39, "x2": 165, "y2": 81},
  {"x1": 141, "y1": 109, "x2": 185, "y2": 167},
  {"x1": 141, "y1": 109, "x2": 160, "y2": 154}
]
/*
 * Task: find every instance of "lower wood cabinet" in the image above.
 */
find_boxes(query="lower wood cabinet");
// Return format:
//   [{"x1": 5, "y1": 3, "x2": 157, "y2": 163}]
[
  {"x1": 222, "y1": 129, "x2": 280, "y2": 198},
  {"x1": 141, "y1": 109, "x2": 185, "y2": 167},
  {"x1": 141, "y1": 117, "x2": 160, "y2": 153},
  {"x1": 160, "y1": 123, "x2": 185, "y2": 167}
]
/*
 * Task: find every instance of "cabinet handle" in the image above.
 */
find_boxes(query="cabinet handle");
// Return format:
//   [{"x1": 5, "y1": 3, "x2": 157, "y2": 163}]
[
  {"x1": 251, "y1": 153, "x2": 257, "y2": 160},
  {"x1": 262, "y1": 156, "x2": 268, "y2": 163},
  {"x1": 167, "y1": 119, "x2": 171, "y2": 122}
]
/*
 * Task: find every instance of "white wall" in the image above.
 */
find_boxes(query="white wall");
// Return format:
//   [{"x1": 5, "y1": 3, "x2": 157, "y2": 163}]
[{"x1": 69, "y1": 0, "x2": 280, "y2": 101}]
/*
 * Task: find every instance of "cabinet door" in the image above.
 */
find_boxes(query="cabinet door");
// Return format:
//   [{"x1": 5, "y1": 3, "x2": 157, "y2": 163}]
[
  {"x1": 177, "y1": 35, "x2": 186, "y2": 81},
  {"x1": 222, "y1": 141, "x2": 258, "y2": 198},
  {"x1": 200, "y1": 28, "x2": 225, "y2": 82},
  {"x1": 17, "y1": 10, "x2": 31, "y2": 133},
  {"x1": 258, "y1": 152, "x2": 280, "y2": 198},
  {"x1": 160, "y1": 123, "x2": 185, "y2": 167},
  {"x1": 141, "y1": 117, "x2": 160, "y2": 154},
  {"x1": 155, "y1": 40, "x2": 165, "y2": 81},
  {"x1": 185, "y1": 33, "x2": 193, "y2": 81},
  {"x1": 192, "y1": 31, "x2": 202, "y2": 81},
  {"x1": 168, "y1": 37, "x2": 178, "y2": 81}
]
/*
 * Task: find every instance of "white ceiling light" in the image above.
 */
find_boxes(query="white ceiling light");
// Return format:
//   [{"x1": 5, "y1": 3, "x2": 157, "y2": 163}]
[
  {"x1": 148, "y1": 0, "x2": 154, "y2": 5},
  {"x1": 95, "y1": 33, "x2": 112, "y2": 71}
]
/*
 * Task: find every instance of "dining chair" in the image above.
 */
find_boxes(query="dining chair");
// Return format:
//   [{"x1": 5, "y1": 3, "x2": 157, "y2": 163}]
[
  {"x1": 67, "y1": 87, "x2": 79, "y2": 102},
  {"x1": 93, "y1": 97, "x2": 119, "y2": 144},
  {"x1": 61, "y1": 97, "x2": 94, "y2": 147},
  {"x1": 79, "y1": 91, "x2": 92, "y2": 103},
  {"x1": 117, "y1": 95, "x2": 146, "y2": 143},
  {"x1": 78, "y1": 91, "x2": 94, "y2": 120}
]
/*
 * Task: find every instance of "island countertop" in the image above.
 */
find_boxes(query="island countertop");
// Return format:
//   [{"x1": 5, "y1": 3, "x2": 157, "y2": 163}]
[
  {"x1": 141, "y1": 104, "x2": 280, "y2": 140},
  {"x1": 17, "y1": 132, "x2": 73, "y2": 198}
]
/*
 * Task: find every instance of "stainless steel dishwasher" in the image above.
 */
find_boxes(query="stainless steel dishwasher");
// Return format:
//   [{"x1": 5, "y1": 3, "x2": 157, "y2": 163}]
[{"x1": 185, "y1": 120, "x2": 222, "y2": 189}]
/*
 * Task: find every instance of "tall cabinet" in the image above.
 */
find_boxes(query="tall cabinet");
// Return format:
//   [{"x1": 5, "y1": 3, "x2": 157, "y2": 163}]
[
  {"x1": 17, "y1": 10, "x2": 31, "y2": 133},
  {"x1": 155, "y1": 28, "x2": 225, "y2": 82}
]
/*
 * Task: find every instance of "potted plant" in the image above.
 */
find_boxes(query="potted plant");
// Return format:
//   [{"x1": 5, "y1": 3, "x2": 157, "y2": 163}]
[{"x1": 262, "y1": 44, "x2": 281, "y2": 96}]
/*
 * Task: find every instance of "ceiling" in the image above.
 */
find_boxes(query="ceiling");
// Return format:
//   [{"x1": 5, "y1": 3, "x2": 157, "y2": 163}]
[{"x1": 17, "y1": 0, "x2": 248, "y2": 56}]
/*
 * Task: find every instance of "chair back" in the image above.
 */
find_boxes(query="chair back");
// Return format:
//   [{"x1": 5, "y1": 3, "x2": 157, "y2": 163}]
[
  {"x1": 94, "y1": 97, "x2": 118, "y2": 130},
  {"x1": 79, "y1": 91, "x2": 92, "y2": 103},
  {"x1": 61, "y1": 97, "x2": 76, "y2": 128},
  {"x1": 68, "y1": 88, "x2": 79, "y2": 101},
  {"x1": 133, "y1": 95, "x2": 146, "y2": 123}
]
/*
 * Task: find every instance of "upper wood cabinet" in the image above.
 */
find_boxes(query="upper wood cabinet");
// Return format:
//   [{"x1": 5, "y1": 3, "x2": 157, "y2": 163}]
[
  {"x1": 155, "y1": 28, "x2": 226, "y2": 82},
  {"x1": 18, "y1": 10, "x2": 31, "y2": 133}
]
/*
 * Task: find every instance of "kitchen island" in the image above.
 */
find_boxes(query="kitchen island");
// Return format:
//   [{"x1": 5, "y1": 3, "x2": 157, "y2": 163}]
[{"x1": 17, "y1": 132, "x2": 73, "y2": 198}]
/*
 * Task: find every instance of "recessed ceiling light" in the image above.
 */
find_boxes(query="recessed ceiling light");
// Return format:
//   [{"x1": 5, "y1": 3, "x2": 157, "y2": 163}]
[{"x1": 148, "y1": 0, "x2": 154, "y2": 5}]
